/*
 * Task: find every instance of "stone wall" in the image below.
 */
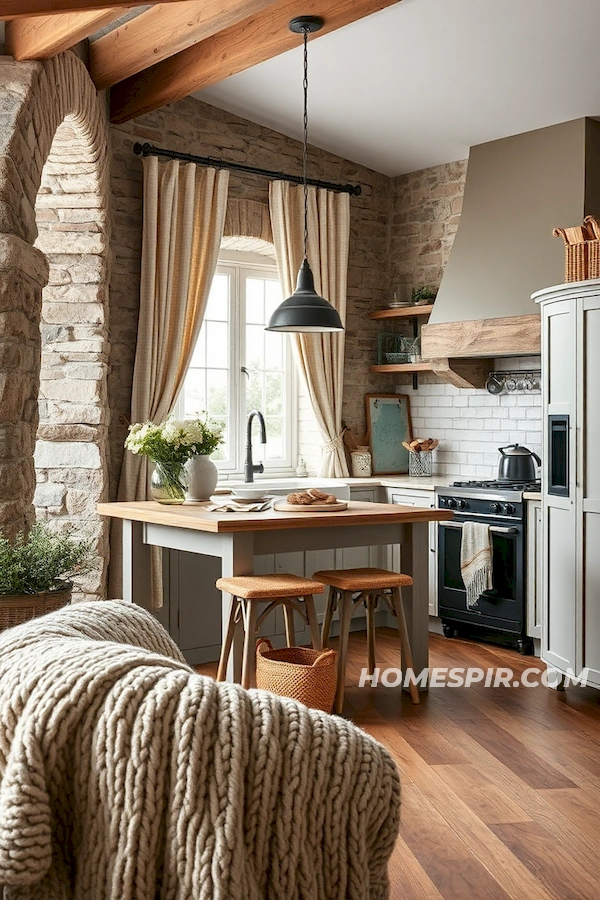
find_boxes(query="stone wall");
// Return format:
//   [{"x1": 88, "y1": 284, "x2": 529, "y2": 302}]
[
  {"x1": 108, "y1": 96, "x2": 396, "y2": 487},
  {"x1": 0, "y1": 52, "x2": 110, "y2": 598},
  {"x1": 34, "y1": 118, "x2": 110, "y2": 599},
  {"x1": 389, "y1": 159, "x2": 467, "y2": 295}
]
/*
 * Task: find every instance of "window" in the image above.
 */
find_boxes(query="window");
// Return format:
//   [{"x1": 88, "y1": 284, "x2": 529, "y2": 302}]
[{"x1": 176, "y1": 251, "x2": 297, "y2": 476}]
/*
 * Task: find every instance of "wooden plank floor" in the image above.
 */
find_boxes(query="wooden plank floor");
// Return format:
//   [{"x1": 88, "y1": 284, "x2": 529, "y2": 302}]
[{"x1": 198, "y1": 630, "x2": 600, "y2": 900}]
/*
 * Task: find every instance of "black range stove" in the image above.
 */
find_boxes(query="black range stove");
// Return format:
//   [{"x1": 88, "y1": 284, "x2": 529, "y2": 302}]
[{"x1": 435, "y1": 479, "x2": 540, "y2": 654}]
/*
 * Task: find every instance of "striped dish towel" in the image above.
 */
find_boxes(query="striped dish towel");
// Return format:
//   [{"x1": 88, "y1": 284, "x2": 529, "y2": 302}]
[{"x1": 460, "y1": 522, "x2": 493, "y2": 608}]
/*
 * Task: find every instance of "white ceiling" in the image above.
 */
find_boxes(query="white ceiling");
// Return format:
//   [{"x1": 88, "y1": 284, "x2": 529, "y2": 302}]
[{"x1": 195, "y1": 0, "x2": 600, "y2": 177}]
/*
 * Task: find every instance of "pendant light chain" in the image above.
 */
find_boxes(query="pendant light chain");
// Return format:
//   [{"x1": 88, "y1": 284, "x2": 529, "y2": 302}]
[
  {"x1": 265, "y1": 15, "x2": 344, "y2": 333},
  {"x1": 302, "y1": 26, "x2": 309, "y2": 260}
]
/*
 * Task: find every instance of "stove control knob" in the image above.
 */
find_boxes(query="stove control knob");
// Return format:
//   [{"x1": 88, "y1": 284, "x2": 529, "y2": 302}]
[
  {"x1": 439, "y1": 497, "x2": 447, "y2": 507},
  {"x1": 504, "y1": 503, "x2": 516, "y2": 516},
  {"x1": 447, "y1": 498, "x2": 458, "y2": 509},
  {"x1": 490, "y1": 501, "x2": 501, "y2": 513},
  {"x1": 457, "y1": 499, "x2": 468, "y2": 510}
]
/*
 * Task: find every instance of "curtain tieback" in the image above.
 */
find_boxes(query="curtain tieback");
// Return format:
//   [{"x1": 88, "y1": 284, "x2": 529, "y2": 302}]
[{"x1": 322, "y1": 434, "x2": 344, "y2": 454}]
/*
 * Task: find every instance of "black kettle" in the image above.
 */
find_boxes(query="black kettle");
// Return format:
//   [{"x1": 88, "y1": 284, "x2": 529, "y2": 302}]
[{"x1": 497, "y1": 444, "x2": 541, "y2": 482}]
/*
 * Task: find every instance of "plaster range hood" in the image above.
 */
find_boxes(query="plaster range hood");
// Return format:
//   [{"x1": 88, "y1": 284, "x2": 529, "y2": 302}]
[{"x1": 421, "y1": 117, "x2": 600, "y2": 387}]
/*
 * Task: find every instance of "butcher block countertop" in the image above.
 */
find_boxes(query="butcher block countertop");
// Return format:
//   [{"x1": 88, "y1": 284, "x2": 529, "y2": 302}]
[{"x1": 98, "y1": 500, "x2": 454, "y2": 534}]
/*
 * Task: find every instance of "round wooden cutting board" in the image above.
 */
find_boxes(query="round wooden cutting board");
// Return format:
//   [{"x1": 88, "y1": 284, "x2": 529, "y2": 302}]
[{"x1": 272, "y1": 499, "x2": 348, "y2": 512}]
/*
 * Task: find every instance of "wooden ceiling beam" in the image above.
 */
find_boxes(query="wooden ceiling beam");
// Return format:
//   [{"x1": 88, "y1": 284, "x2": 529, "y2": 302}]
[
  {"x1": 110, "y1": 0, "x2": 403, "y2": 124},
  {"x1": 89, "y1": 0, "x2": 280, "y2": 91},
  {"x1": 0, "y1": 0, "x2": 175, "y2": 18},
  {"x1": 5, "y1": 8, "x2": 125, "y2": 59}
]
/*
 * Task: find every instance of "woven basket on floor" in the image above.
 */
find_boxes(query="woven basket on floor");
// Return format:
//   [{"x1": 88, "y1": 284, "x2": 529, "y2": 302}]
[
  {"x1": 0, "y1": 582, "x2": 72, "y2": 632},
  {"x1": 256, "y1": 638, "x2": 337, "y2": 713}
]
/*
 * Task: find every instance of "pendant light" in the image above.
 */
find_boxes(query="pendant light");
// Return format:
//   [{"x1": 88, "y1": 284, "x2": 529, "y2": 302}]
[{"x1": 266, "y1": 16, "x2": 344, "y2": 333}]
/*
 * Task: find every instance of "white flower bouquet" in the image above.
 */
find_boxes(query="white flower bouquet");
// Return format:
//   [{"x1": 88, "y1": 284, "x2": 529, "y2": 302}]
[{"x1": 125, "y1": 415, "x2": 224, "y2": 503}]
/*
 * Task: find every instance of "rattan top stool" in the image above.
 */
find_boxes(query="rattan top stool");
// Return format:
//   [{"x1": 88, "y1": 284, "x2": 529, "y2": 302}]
[
  {"x1": 313, "y1": 566, "x2": 420, "y2": 713},
  {"x1": 215, "y1": 574, "x2": 324, "y2": 690}
]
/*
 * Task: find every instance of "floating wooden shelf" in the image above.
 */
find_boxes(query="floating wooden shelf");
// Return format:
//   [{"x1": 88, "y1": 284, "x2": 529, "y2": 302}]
[
  {"x1": 369, "y1": 356, "x2": 493, "y2": 389},
  {"x1": 369, "y1": 361, "x2": 434, "y2": 373},
  {"x1": 369, "y1": 304, "x2": 434, "y2": 320}
]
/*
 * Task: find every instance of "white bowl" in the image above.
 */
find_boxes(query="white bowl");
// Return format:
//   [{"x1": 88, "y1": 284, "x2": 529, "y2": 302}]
[{"x1": 231, "y1": 486, "x2": 268, "y2": 500}]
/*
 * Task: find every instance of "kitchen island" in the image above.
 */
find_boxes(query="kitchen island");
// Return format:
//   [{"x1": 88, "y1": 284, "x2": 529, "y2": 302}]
[{"x1": 98, "y1": 500, "x2": 452, "y2": 683}]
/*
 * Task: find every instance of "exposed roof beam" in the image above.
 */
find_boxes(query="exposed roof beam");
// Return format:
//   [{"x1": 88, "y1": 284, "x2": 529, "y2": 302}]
[
  {"x1": 89, "y1": 0, "x2": 279, "y2": 91},
  {"x1": 5, "y1": 8, "x2": 124, "y2": 59},
  {"x1": 111, "y1": 0, "x2": 403, "y2": 124},
  {"x1": 0, "y1": 0, "x2": 175, "y2": 19}
]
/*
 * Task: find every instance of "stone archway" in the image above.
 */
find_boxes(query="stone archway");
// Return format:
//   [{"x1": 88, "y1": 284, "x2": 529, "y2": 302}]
[{"x1": 0, "y1": 52, "x2": 109, "y2": 598}]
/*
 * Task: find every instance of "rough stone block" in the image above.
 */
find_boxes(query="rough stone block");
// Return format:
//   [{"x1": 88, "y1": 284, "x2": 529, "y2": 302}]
[
  {"x1": 34, "y1": 440, "x2": 102, "y2": 470},
  {"x1": 42, "y1": 283, "x2": 105, "y2": 304},
  {"x1": 41, "y1": 377, "x2": 102, "y2": 403},
  {"x1": 42, "y1": 301, "x2": 105, "y2": 326},
  {"x1": 37, "y1": 423, "x2": 103, "y2": 442},
  {"x1": 33, "y1": 481, "x2": 66, "y2": 509},
  {"x1": 35, "y1": 231, "x2": 106, "y2": 255},
  {"x1": 45, "y1": 401, "x2": 105, "y2": 425}
]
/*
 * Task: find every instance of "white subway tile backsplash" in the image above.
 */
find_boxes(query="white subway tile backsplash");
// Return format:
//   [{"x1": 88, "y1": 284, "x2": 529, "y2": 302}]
[{"x1": 397, "y1": 363, "x2": 542, "y2": 479}]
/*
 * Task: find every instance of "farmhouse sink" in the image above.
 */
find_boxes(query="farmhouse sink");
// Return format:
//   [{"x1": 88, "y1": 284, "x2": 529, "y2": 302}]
[{"x1": 220, "y1": 478, "x2": 351, "y2": 500}]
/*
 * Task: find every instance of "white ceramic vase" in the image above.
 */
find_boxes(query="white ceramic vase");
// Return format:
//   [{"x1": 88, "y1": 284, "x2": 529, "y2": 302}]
[{"x1": 185, "y1": 455, "x2": 218, "y2": 501}]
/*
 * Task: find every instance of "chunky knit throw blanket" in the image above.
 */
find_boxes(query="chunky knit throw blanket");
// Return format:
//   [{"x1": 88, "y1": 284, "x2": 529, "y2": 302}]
[{"x1": 0, "y1": 601, "x2": 400, "y2": 900}]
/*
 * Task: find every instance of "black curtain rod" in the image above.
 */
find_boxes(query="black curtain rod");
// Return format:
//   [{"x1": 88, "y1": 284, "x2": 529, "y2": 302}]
[{"x1": 133, "y1": 142, "x2": 362, "y2": 197}]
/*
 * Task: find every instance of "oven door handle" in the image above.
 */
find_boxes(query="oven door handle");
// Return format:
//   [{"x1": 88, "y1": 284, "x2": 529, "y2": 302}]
[{"x1": 439, "y1": 522, "x2": 518, "y2": 535}]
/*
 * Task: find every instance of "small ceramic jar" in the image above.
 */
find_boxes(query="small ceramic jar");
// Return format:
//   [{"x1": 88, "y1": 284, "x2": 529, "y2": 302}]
[{"x1": 351, "y1": 448, "x2": 372, "y2": 478}]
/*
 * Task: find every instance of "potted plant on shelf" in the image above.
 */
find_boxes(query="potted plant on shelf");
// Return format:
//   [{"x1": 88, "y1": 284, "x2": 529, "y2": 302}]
[
  {"x1": 124, "y1": 415, "x2": 224, "y2": 504},
  {"x1": 411, "y1": 286, "x2": 438, "y2": 306},
  {"x1": 0, "y1": 522, "x2": 93, "y2": 631}
]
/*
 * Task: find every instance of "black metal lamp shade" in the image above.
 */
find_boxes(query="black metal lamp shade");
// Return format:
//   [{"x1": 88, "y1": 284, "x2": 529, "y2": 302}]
[{"x1": 266, "y1": 258, "x2": 343, "y2": 332}]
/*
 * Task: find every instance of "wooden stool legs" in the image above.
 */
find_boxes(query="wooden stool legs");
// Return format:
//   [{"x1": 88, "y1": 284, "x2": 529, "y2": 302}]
[
  {"x1": 366, "y1": 594, "x2": 377, "y2": 676},
  {"x1": 322, "y1": 584, "x2": 420, "y2": 713},
  {"x1": 216, "y1": 594, "x2": 238, "y2": 683},
  {"x1": 283, "y1": 604, "x2": 296, "y2": 647},
  {"x1": 217, "y1": 593, "x2": 321, "y2": 690},
  {"x1": 390, "y1": 587, "x2": 420, "y2": 705},
  {"x1": 241, "y1": 600, "x2": 258, "y2": 691}
]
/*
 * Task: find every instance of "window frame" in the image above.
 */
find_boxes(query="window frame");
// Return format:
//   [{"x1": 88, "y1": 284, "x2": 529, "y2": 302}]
[{"x1": 174, "y1": 250, "x2": 298, "y2": 479}]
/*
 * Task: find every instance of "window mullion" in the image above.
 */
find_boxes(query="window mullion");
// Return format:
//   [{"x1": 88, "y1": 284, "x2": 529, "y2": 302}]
[{"x1": 235, "y1": 265, "x2": 246, "y2": 476}]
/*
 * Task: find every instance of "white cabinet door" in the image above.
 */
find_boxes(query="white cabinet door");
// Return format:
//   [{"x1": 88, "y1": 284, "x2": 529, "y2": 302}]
[
  {"x1": 167, "y1": 550, "x2": 223, "y2": 665},
  {"x1": 387, "y1": 489, "x2": 438, "y2": 616},
  {"x1": 542, "y1": 298, "x2": 577, "y2": 675},
  {"x1": 526, "y1": 500, "x2": 542, "y2": 639},
  {"x1": 582, "y1": 298, "x2": 600, "y2": 686},
  {"x1": 349, "y1": 488, "x2": 377, "y2": 502}
]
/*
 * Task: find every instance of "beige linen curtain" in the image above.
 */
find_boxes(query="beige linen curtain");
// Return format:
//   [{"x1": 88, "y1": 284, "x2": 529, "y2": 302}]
[
  {"x1": 269, "y1": 181, "x2": 350, "y2": 477},
  {"x1": 109, "y1": 157, "x2": 229, "y2": 604}
]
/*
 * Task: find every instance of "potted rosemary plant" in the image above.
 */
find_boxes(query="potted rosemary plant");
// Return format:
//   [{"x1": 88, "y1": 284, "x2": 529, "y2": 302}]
[{"x1": 0, "y1": 522, "x2": 93, "y2": 630}]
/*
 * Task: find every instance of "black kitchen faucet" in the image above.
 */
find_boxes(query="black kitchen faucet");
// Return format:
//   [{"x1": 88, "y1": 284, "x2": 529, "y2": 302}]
[{"x1": 245, "y1": 410, "x2": 267, "y2": 483}]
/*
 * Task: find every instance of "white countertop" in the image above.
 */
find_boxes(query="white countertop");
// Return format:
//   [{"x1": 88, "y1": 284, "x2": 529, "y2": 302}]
[
  {"x1": 220, "y1": 475, "x2": 453, "y2": 493},
  {"x1": 345, "y1": 475, "x2": 453, "y2": 491},
  {"x1": 220, "y1": 474, "x2": 540, "y2": 498}
]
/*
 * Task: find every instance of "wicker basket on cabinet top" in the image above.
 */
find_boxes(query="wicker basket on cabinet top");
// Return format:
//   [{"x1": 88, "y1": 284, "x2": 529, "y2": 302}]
[{"x1": 553, "y1": 217, "x2": 600, "y2": 281}]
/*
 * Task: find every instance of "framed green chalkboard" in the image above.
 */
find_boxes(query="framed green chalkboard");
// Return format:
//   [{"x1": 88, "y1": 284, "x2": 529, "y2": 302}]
[{"x1": 365, "y1": 393, "x2": 413, "y2": 475}]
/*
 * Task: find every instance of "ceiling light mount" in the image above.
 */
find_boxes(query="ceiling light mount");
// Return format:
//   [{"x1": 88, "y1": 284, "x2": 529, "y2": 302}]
[{"x1": 288, "y1": 15, "x2": 324, "y2": 35}]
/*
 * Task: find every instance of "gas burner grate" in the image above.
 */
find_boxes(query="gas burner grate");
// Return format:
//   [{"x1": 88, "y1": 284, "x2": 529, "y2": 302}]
[{"x1": 452, "y1": 479, "x2": 541, "y2": 492}]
